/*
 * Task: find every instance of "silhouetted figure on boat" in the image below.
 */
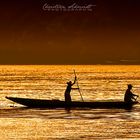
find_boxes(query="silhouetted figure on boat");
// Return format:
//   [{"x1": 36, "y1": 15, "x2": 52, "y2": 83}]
[
  {"x1": 64, "y1": 76, "x2": 78, "y2": 104},
  {"x1": 124, "y1": 84, "x2": 139, "y2": 103}
]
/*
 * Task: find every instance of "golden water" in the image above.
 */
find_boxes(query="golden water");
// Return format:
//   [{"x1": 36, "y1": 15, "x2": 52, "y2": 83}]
[{"x1": 0, "y1": 65, "x2": 140, "y2": 139}]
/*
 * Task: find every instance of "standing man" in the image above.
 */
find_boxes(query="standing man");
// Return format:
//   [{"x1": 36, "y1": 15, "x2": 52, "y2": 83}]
[{"x1": 64, "y1": 76, "x2": 77, "y2": 104}]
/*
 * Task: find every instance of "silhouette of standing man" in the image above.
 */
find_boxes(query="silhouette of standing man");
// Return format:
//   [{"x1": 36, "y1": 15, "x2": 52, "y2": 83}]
[{"x1": 64, "y1": 76, "x2": 77, "y2": 104}]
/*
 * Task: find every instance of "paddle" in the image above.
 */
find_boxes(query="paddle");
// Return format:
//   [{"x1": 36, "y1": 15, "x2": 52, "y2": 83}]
[
  {"x1": 73, "y1": 70, "x2": 84, "y2": 102},
  {"x1": 135, "y1": 95, "x2": 139, "y2": 103}
]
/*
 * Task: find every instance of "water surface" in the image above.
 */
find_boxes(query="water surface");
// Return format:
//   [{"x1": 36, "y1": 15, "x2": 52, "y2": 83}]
[{"x1": 0, "y1": 65, "x2": 140, "y2": 139}]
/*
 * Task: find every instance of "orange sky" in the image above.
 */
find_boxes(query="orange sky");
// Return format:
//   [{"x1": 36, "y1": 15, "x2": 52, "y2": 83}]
[{"x1": 0, "y1": 0, "x2": 140, "y2": 64}]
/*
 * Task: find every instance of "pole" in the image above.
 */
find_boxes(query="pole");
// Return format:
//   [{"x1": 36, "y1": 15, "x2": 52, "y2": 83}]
[{"x1": 73, "y1": 70, "x2": 84, "y2": 102}]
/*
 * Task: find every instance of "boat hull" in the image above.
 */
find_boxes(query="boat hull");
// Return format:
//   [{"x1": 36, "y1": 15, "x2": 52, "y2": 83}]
[{"x1": 5, "y1": 96, "x2": 137, "y2": 109}]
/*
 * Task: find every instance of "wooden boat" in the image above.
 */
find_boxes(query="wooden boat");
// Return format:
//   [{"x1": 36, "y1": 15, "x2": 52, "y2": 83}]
[{"x1": 5, "y1": 96, "x2": 138, "y2": 109}]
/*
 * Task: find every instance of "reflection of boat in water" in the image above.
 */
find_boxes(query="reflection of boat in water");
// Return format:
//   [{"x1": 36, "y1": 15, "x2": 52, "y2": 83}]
[{"x1": 5, "y1": 96, "x2": 138, "y2": 109}]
